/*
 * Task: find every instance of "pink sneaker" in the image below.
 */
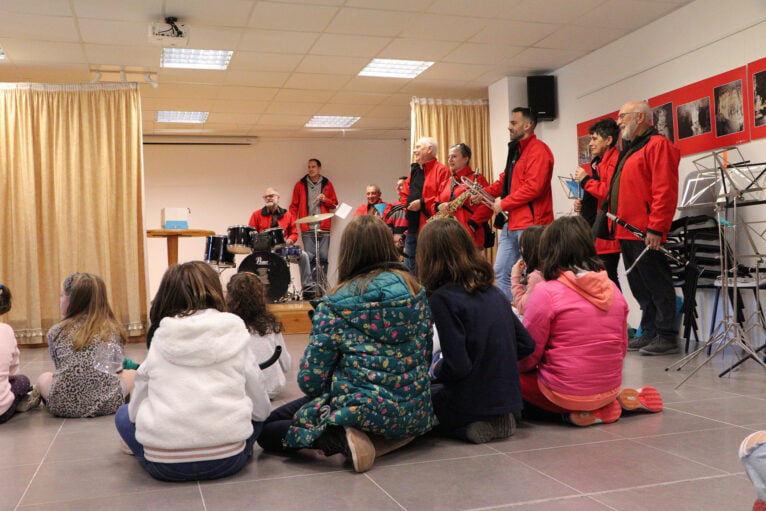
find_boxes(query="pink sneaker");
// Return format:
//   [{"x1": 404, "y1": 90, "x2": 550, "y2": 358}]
[
  {"x1": 619, "y1": 386, "x2": 663, "y2": 413},
  {"x1": 567, "y1": 399, "x2": 621, "y2": 427}
]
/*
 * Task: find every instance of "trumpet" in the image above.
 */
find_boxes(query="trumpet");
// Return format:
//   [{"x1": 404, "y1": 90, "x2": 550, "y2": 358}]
[{"x1": 454, "y1": 172, "x2": 508, "y2": 221}]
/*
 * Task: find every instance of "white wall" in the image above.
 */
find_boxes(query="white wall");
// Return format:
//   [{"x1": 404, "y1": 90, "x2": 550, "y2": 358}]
[
  {"x1": 143, "y1": 138, "x2": 410, "y2": 302},
  {"x1": 489, "y1": 0, "x2": 766, "y2": 330}
]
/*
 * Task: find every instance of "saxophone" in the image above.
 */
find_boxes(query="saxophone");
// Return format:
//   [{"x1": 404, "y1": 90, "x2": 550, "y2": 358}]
[{"x1": 427, "y1": 189, "x2": 471, "y2": 223}]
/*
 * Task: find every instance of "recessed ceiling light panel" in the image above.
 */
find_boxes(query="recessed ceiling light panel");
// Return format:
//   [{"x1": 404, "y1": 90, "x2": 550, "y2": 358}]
[
  {"x1": 305, "y1": 116, "x2": 360, "y2": 128},
  {"x1": 161, "y1": 48, "x2": 233, "y2": 70},
  {"x1": 156, "y1": 111, "x2": 209, "y2": 123},
  {"x1": 358, "y1": 58, "x2": 434, "y2": 79}
]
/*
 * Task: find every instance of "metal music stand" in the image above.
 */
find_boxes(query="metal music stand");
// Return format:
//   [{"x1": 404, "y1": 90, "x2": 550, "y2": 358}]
[
  {"x1": 295, "y1": 212, "x2": 335, "y2": 298},
  {"x1": 667, "y1": 148, "x2": 766, "y2": 388}
]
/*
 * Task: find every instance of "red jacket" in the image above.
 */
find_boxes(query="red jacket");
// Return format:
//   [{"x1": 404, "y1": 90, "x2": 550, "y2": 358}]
[
  {"x1": 289, "y1": 175, "x2": 338, "y2": 232},
  {"x1": 612, "y1": 135, "x2": 679, "y2": 241},
  {"x1": 484, "y1": 134, "x2": 554, "y2": 230},
  {"x1": 581, "y1": 147, "x2": 621, "y2": 255},
  {"x1": 435, "y1": 166, "x2": 493, "y2": 247},
  {"x1": 354, "y1": 199, "x2": 387, "y2": 217},
  {"x1": 402, "y1": 158, "x2": 451, "y2": 229},
  {"x1": 248, "y1": 206, "x2": 298, "y2": 244}
]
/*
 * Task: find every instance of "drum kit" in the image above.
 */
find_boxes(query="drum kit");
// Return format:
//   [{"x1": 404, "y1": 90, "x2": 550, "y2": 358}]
[{"x1": 202, "y1": 212, "x2": 334, "y2": 302}]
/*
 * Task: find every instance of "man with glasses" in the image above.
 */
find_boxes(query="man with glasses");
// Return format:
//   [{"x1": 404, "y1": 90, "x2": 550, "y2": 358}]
[
  {"x1": 483, "y1": 107, "x2": 554, "y2": 301},
  {"x1": 610, "y1": 101, "x2": 680, "y2": 356},
  {"x1": 250, "y1": 187, "x2": 312, "y2": 299}
]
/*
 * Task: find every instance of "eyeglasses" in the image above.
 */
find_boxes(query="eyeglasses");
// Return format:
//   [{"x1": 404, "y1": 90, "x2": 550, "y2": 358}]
[
  {"x1": 263, "y1": 194, "x2": 277, "y2": 199},
  {"x1": 617, "y1": 112, "x2": 637, "y2": 120}
]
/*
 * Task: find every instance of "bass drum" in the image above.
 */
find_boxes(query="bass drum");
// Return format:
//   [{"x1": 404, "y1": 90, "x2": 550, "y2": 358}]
[{"x1": 238, "y1": 252, "x2": 290, "y2": 303}]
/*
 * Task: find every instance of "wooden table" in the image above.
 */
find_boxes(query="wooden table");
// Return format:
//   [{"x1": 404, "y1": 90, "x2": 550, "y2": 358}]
[{"x1": 147, "y1": 229, "x2": 216, "y2": 266}]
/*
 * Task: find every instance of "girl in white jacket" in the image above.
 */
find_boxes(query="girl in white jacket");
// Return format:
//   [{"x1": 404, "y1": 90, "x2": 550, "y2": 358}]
[
  {"x1": 226, "y1": 272, "x2": 291, "y2": 399},
  {"x1": 115, "y1": 261, "x2": 270, "y2": 482}
]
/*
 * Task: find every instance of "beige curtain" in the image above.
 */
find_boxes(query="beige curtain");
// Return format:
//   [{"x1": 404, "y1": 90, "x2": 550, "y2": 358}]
[
  {"x1": 410, "y1": 97, "x2": 496, "y2": 262},
  {"x1": 0, "y1": 83, "x2": 146, "y2": 345}
]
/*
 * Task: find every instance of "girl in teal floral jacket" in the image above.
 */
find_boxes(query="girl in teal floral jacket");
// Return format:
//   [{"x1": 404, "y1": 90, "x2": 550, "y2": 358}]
[{"x1": 258, "y1": 215, "x2": 435, "y2": 472}]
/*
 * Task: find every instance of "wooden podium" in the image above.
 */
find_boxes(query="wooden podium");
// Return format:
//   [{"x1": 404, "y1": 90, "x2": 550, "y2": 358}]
[{"x1": 147, "y1": 229, "x2": 215, "y2": 266}]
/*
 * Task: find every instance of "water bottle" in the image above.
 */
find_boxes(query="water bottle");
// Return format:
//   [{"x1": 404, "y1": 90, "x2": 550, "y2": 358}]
[{"x1": 93, "y1": 342, "x2": 124, "y2": 375}]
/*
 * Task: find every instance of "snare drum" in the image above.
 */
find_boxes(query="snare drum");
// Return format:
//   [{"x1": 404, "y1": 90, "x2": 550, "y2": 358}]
[
  {"x1": 227, "y1": 225, "x2": 255, "y2": 254},
  {"x1": 264, "y1": 227, "x2": 286, "y2": 249},
  {"x1": 280, "y1": 246, "x2": 301, "y2": 263},
  {"x1": 204, "y1": 235, "x2": 235, "y2": 268}
]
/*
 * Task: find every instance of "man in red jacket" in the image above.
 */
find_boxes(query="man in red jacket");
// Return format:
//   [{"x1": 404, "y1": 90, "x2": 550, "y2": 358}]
[
  {"x1": 574, "y1": 118, "x2": 622, "y2": 289},
  {"x1": 402, "y1": 137, "x2": 451, "y2": 274},
  {"x1": 289, "y1": 159, "x2": 338, "y2": 295},
  {"x1": 249, "y1": 187, "x2": 312, "y2": 298},
  {"x1": 353, "y1": 185, "x2": 387, "y2": 217},
  {"x1": 484, "y1": 107, "x2": 554, "y2": 301},
  {"x1": 610, "y1": 100, "x2": 680, "y2": 356}
]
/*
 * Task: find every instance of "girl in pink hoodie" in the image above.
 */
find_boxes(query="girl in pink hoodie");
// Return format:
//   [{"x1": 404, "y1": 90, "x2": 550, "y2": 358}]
[{"x1": 519, "y1": 216, "x2": 662, "y2": 426}]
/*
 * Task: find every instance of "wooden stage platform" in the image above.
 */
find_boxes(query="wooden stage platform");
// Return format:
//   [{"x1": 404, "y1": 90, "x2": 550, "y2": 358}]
[{"x1": 267, "y1": 301, "x2": 313, "y2": 334}]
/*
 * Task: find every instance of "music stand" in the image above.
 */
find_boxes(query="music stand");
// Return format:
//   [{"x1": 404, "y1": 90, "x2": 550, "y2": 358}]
[{"x1": 667, "y1": 148, "x2": 766, "y2": 387}]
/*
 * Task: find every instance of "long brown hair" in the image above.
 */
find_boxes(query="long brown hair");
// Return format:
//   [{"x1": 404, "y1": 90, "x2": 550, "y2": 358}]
[
  {"x1": 539, "y1": 216, "x2": 605, "y2": 280},
  {"x1": 416, "y1": 217, "x2": 494, "y2": 294},
  {"x1": 0, "y1": 284, "x2": 11, "y2": 315},
  {"x1": 149, "y1": 261, "x2": 226, "y2": 325},
  {"x1": 334, "y1": 215, "x2": 420, "y2": 295},
  {"x1": 519, "y1": 224, "x2": 545, "y2": 274},
  {"x1": 59, "y1": 273, "x2": 126, "y2": 350},
  {"x1": 226, "y1": 272, "x2": 282, "y2": 336}
]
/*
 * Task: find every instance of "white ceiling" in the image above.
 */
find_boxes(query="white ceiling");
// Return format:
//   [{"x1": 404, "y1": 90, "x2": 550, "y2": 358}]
[{"x1": 0, "y1": 0, "x2": 692, "y2": 139}]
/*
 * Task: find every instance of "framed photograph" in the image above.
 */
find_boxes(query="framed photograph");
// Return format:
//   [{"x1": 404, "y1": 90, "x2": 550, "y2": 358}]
[
  {"x1": 713, "y1": 79, "x2": 744, "y2": 136},
  {"x1": 677, "y1": 97, "x2": 711, "y2": 140},
  {"x1": 577, "y1": 135, "x2": 590, "y2": 165},
  {"x1": 753, "y1": 69, "x2": 766, "y2": 128},
  {"x1": 652, "y1": 102, "x2": 674, "y2": 142}
]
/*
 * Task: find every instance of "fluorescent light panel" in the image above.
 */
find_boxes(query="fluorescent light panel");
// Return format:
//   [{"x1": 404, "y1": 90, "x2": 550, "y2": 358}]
[
  {"x1": 358, "y1": 58, "x2": 433, "y2": 79},
  {"x1": 305, "y1": 116, "x2": 360, "y2": 128},
  {"x1": 156, "y1": 111, "x2": 209, "y2": 123},
  {"x1": 161, "y1": 48, "x2": 233, "y2": 70}
]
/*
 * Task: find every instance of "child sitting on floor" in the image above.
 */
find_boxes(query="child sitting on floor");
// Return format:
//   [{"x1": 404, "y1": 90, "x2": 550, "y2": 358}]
[
  {"x1": 35, "y1": 273, "x2": 136, "y2": 418},
  {"x1": 226, "y1": 272, "x2": 291, "y2": 399},
  {"x1": 0, "y1": 284, "x2": 37, "y2": 421},
  {"x1": 510, "y1": 224, "x2": 545, "y2": 315},
  {"x1": 116, "y1": 261, "x2": 271, "y2": 482},
  {"x1": 417, "y1": 218, "x2": 535, "y2": 443},
  {"x1": 519, "y1": 216, "x2": 662, "y2": 427}
]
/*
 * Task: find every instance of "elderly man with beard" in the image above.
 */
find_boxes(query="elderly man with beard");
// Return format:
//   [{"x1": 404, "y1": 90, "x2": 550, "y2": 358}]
[{"x1": 610, "y1": 100, "x2": 680, "y2": 356}]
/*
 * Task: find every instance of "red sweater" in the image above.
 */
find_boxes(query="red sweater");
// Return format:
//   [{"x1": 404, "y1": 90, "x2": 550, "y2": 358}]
[
  {"x1": 612, "y1": 135, "x2": 679, "y2": 241},
  {"x1": 248, "y1": 206, "x2": 298, "y2": 244},
  {"x1": 402, "y1": 158, "x2": 451, "y2": 230},
  {"x1": 581, "y1": 147, "x2": 621, "y2": 255},
  {"x1": 289, "y1": 175, "x2": 338, "y2": 232},
  {"x1": 435, "y1": 166, "x2": 493, "y2": 247},
  {"x1": 485, "y1": 134, "x2": 554, "y2": 230},
  {"x1": 353, "y1": 199, "x2": 387, "y2": 217}
]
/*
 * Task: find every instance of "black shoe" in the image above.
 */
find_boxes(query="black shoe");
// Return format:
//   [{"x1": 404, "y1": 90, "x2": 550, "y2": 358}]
[
  {"x1": 313, "y1": 426, "x2": 349, "y2": 457},
  {"x1": 465, "y1": 413, "x2": 517, "y2": 444},
  {"x1": 639, "y1": 337, "x2": 680, "y2": 356},
  {"x1": 627, "y1": 335, "x2": 655, "y2": 351}
]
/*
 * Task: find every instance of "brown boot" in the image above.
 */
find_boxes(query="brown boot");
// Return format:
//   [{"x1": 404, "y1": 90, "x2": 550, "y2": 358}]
[{"x1": 370, "y1": 435, "x2": 414, "y2": 457}]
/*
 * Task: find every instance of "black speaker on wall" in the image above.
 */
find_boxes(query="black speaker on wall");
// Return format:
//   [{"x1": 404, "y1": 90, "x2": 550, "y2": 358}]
[{"x1": 527, "y1": 75, "x2": 557, "y2": 121}]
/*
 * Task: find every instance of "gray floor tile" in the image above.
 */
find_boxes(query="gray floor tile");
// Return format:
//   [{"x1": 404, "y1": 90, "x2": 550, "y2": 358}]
[
  {"x1": 509, "y1": 438, "x2": 724, "y2": 493},
  {"x1": 17, "y1": 487, "x2": 205, "y2": 511}
]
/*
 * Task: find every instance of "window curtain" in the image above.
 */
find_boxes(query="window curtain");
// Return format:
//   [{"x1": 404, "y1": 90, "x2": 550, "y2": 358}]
[
  {"x1": 410, "y1": 97, "x2": 496, "y2": 262},
  {"x1": 0, "y1": 83, "x2": 147, "y2": 345}
]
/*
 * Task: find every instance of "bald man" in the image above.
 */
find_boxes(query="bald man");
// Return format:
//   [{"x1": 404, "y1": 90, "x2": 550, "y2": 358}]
[{"x1": 611, "y1": 100, "x2": 680, "y2": 356}]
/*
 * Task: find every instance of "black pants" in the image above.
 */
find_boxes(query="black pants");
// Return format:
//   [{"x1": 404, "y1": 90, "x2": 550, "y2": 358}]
[
  {"x1": 600, "y1": 252, "x2": 621, "y2": 291},
  {"x1": 257, "y1": 396, "x2": 347, "y2": 455},
  {"x1": 430, "y1": 383, "x2": 506, "y2": 442},
  {"x1": 620, "y1": 239, "x2": 677, "y2": 340}
]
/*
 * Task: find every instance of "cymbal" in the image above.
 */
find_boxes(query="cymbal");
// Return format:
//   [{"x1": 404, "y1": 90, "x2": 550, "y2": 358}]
[{"x1": 295, "y1": 212, "x2": 335, "y2": 224}]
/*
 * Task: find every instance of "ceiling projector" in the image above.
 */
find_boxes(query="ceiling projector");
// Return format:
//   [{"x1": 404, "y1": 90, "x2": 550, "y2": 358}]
[{"x1": 148, "y1": 17, "x2": 189, "y2": 47}]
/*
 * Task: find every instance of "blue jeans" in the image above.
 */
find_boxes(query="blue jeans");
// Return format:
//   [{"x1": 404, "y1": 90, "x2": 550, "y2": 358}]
[
  {"x1": 404, "y1": 230, "x2": 418, "y2": 275},
  {"x1": 115, "y1": 404, "x2": 263, "y2": 482},
  {"x1": 301, "y1": 231, "x2": 330, "y2": 286},
  {"x1": 494, "y1": 228, "x2": 522, "y2": 300}
]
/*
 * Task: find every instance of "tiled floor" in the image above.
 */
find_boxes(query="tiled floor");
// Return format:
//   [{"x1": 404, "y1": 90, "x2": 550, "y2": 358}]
[{"x1": 5, "y1": 335, "x2": 765, "y2": 511}]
